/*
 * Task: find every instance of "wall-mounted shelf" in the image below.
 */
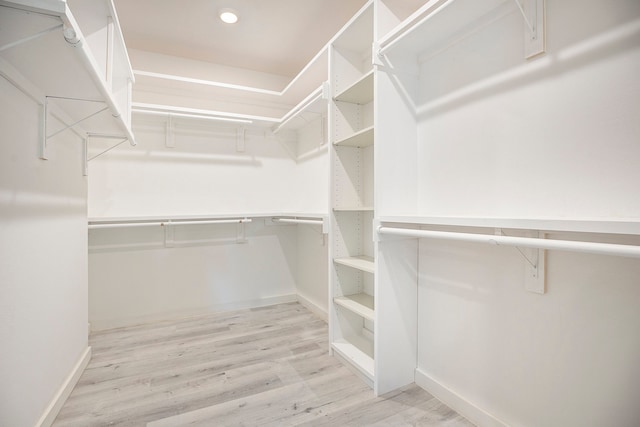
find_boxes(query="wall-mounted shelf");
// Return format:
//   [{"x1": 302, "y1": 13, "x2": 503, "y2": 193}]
[
  {"x1": 378, "y1": 0, "x2": 511, "y2": 58},
  {"x1": 334, "y1": 125, "x2": 374, "y2": 147},
  {"x1": 334, "y1": 70, "x2": 374, "y2": 104},
  {"x1": 334, "y1": 256, "x2": 375, "y2": 274},
  {"x1": 334, "y1": 293, "x2": 374, "y2": 321},
  {"x1": 0, "y1": 0, "x2": 136, "y2": 159},
  {"x1": 272, "y1": 83, "x2": 328, "y2": 134}
]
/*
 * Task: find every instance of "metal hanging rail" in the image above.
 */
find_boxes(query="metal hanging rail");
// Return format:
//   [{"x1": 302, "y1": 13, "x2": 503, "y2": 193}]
[
  {"x1": 89, "y1": 218, "x2": 252, "y2": 229},
  {"x1": 377, "y1": 226, "x2": 640, "y2": 259},
  {"x1": 272, "y1": 218, "x2": 324, "y2": 226}
]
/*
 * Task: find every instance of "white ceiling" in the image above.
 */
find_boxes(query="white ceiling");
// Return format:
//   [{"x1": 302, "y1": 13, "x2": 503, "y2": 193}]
[{"x1": 113, "y1": 0, "x2": 369, "y2": 77}]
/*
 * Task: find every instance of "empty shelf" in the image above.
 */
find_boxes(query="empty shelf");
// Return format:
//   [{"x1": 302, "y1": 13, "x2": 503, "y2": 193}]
[
  {"x1": 334, "y1": 256, "x2": 375, "y2": 274},
  {"x1": 334, "y1": 70, "x2": 374, "y2": 104},
  {"x1": 334, "y1": 293, "x2": 374, "y2": 321},
  {"x1": 332, "y1": 337, "x2": 374, "y2": 380},
  {"x1": 334, "y1": 125, "x2": 374, "y2": 147}
]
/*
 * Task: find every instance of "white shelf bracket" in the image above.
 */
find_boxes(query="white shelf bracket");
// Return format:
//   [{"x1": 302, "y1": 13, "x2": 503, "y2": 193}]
[
  {"x1": 86, "y1": 134, "x2": 128, "y2": 163},
  {"x1": 40, "y1": 98, "x2": 48, "y2": 160},
  {"x1": 513, "y1": 0, "x2": 545, "y2": 58},
  {"x1": 524, "y1": 231, "x2": 546, "y2": 294},
  {"x1": 0, "y1": 23, "x2": 63, "y2": 53},
  {"x1": 372, "y1": 41, "x2": 383, "y2": 66},
  {"x1": 236, "y1": 127, "x2": 246, "y2": 152},
  {"x1": 82, "y1": 137, "x2": 88, "y2": 176},
  {"x1": 164, "y1": 221, "x2": 175, "y2": 248},
  {"x1": 498, "y1": 229, "x2": 546, "y2": 294},
  {"x1": 165, "y1": 114, "x2": 175, "y2": 148},
  {"x1": 236, "y1": 219, "x2": 249, "y2": 243}
]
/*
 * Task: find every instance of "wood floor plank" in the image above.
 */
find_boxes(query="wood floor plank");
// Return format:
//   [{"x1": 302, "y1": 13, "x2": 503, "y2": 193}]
[{"x1": 53, "y1": 302, "x2": 475, "y2": 426}]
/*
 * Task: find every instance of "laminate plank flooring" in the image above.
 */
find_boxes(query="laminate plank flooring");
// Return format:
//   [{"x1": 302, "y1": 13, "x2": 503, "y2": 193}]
[{"x1": 54, "y1": 303, "x2": 475, "y2": 426}]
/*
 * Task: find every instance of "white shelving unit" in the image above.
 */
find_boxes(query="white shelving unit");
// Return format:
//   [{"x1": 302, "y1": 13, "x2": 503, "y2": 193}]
[
  {"x1": 328, "y1": 1, "x2": 377, "y2": 388},
  {"x1": 0, "y1": 0, "x2": 136, "y2": 161}
]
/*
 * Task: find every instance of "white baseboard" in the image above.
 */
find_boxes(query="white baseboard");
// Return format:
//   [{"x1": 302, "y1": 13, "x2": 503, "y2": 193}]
[
  {"x1": 415, "y1": 368, "x2": 507, "y2": 427},
  {"x1": 296, "y1": 294, "x2": 327, "y2": 322},
  {"x1": 90, "y1": 294, "x2": 299, "y2": 331},
  {"x1": 37, "y1": 346, "x2": 92, "y2": 427}
]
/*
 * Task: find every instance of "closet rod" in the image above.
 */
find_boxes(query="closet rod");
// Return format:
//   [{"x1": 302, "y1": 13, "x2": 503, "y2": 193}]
[
  {"x1": 273, "y1": 218, "x2": 324, "y2": 226},
  {"x1": 89, "y1": 218, "x2": 252, "y2": 229},
  {"x1": 377, "y1": 226, "x2": 640, "y2": 259},
  {"x1": 132, "y1": 109, "x2": 253, "y2": 124}
]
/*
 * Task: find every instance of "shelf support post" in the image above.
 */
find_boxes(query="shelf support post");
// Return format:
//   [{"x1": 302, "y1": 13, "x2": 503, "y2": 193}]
[
  {"x1": 164, "y1": 221, "x2": 175, "y2": 248},
  {"x1": 524, "y1": 231, "x2": 546, "y2": 294},
  {"x1": 40, "y1": 97, "x2": 48, "y2": 160},
  {"x1": 513, "y1": 0, "x2": 545, "y2": 59},
  {"x1": 236, "y1": 219, "x2": 248, "y2": 243}
]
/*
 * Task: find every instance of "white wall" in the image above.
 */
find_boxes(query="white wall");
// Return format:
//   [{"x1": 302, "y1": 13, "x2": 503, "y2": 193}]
[
  {"x1": 0, "y1": 77, "x2": 88, "y2": 425},
  {"x1": 415, "y1": 0, "x2": 640, "y2": 219},
  {"x1": 87, "y1": 91, "x2": 328, "y2": 328},
  {"x1": 88, "y1": 221, "x2": 299, "y2": 330},
  {"x1": 411, "y1": 0, "x2": 640, "y2": 425}
]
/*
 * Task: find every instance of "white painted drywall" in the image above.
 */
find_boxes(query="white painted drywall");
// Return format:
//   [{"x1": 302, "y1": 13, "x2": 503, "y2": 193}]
[
  {"x1": 415, "y1": 0, "x2": 640, "y2": 219},
  {"x1": 87, "y1": 93, "x2": 328, "y2": 328},
  {"x1": 0, "y1": 77, "x2": 88, "y2": 426},
  {"x1": 410, "y1": 0, "x2": 640, "y2": 425},
  {"x1": 88, "y1": 220, "x2": 299, "y2": 330}
]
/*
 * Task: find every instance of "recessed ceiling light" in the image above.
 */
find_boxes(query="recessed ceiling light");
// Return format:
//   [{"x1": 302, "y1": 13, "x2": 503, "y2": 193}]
[{"x1": 219, "y1": 8, "x2": 239, "y2": 24}]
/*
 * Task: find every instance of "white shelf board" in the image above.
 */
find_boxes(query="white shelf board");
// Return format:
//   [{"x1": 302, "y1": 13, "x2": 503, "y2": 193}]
[
  {"x1": 378, "y1": 0, "x2": 511, "y2": 58},
  {"x1": 334, "y1": 70, "x2": 373, "y2": 104},
  {"x1": 334, "y1": 293, "x2": 374, "y2": 322},
  {"x1": 273, "y1": 84, "x2": 327, "y2": 133},
  {"x1": 334, "y1": 125, "x2": 374, "y2": 147},
  {"x1": 0, "y1": 1, "x2": 135, "y2": 142},
  {"x1": 333, "y1": 207, "x2": 374, "y2": 212},
  {"x1": 334, "y1": 256, "x2": 375, "y2": 274},
  {"x1": 378, "y1": 215, "x2": 640, "y2": 236},
  {"x1": 332, "y1": 337, "x2": 374, "y2": 380}
]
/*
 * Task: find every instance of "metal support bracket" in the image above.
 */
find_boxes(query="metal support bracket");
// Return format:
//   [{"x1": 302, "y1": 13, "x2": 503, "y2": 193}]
[
  {"x1": 163, "y1": 221, "x2": 175, "y2": 248},
  {"x1": 0, "y1": 23, "x2": 63, "y2": 52},
  {"x1": 372, "y1": 41, "x2": 383, "y2": 66},
  {"x1": 513, "y1": 0, "x2": 545, "y2": 59},
  {"x1": 524, "y1": 231, "x2": 546, "y2": 294},
  {"x1": 236, "y1": 219, "x2": 248, "y2": 243},
  {"x1": 42, "y1": 95, "x2": 110, "y2": 159},
  {"x1": 84, "y1": 133, "x2": 128, "y2": 175},
  {"x1": 498, "y1": 228, "x2": 546, "y2": 294}
]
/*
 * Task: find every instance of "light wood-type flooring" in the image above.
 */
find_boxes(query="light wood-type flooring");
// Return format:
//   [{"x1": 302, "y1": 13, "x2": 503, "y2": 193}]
[{"x1": 54, "y1": 302, "x2": 475, "y2": 426}]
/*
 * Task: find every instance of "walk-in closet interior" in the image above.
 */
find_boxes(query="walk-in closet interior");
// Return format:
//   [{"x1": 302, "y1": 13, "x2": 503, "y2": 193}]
[{"x1": 2, "y1": 0, "x2": 639, "y2": 426}]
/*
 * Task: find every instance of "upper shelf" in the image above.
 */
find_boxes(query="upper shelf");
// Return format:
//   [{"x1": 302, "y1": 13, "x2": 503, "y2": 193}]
[
  {"x1": 334, "y1": 125, "x2": 374, "y2": 147},
  {"x1": 334, "y1": 70, "x2": 373, "y2": 105},
  {"x1": 377, "y1": 215, "x2": 640, "y2": 236},
  {"x1": 378, "y1": 0, "x2": 512, "y2": 58},
  {"x1": 0, "y1": 0, "x2": 136, "y2": 144},
  {"x1": 272, "y1": 83, "x2": 328, "y2": 133}
]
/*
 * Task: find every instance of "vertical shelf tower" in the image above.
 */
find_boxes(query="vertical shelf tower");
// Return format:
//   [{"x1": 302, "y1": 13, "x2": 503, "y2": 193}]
[{"x1": 328, "y1": 2, "x2": 376, "y2": 387}]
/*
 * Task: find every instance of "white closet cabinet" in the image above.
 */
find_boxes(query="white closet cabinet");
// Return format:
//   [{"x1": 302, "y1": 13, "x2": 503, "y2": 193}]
[{"x1": 328, "y1": 2, "x2": 376, "y2": 386}]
